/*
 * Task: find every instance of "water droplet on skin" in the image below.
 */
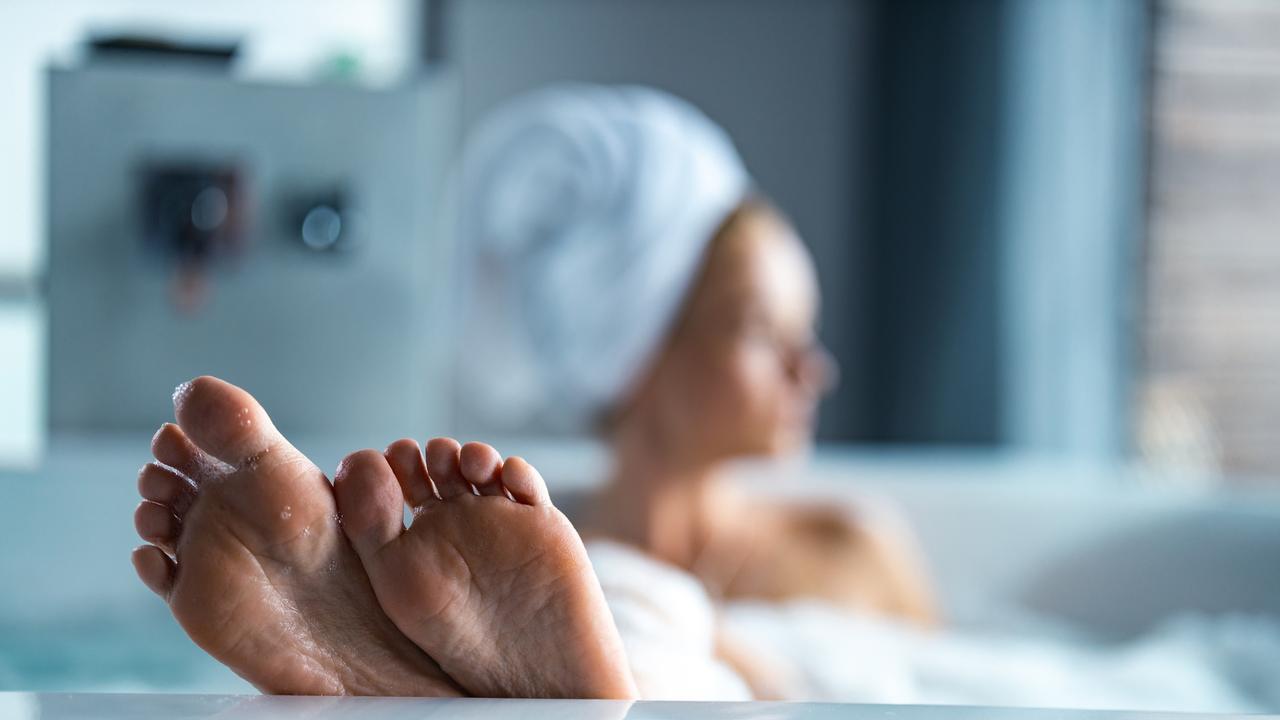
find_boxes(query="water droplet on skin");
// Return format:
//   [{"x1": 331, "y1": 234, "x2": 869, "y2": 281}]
[
  {"x1": 247, "y1": 446, "x2": 272, "y2": 470},
  {"x1": 326, "y1": 559, "x2": 338, "y2": 573},
  {"x1": 280, "y1": 506, "x2": 292, "y2": 521},
  {"x1": 301, "y1": 526, "x2": 311, "y2": 536},
  {"x1": 236, "y1": 407, "x2": 254, "y2": 428},
  {"x1": 330, "y1": 512, "x2": 343, "y2": 526}
]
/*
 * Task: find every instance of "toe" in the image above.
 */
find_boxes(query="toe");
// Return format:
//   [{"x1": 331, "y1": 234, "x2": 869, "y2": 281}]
[
  {"x1": 151, "y1": 423, "x2": 214, "y2": 480},
  {"x1": 172, "y1": 376, "x2": 289, "y2": 468},
  {"x1": 425, "y1": 437, "x2": 470, "y2": 499},
  {"x1": 460, "y1": 442, "x2": 505, "y2": 497},
  {"x1": 132, "y1": 545, "x2": 176, "y2": 598},
  {"x1": 333, "y1": 449, "x2": 405, "y2": 556},
  {"x1": 385, "y1": 439, "x2": 435, "y2": 507},
  {"x1": 500, "y1": 456, "x2": 551, "y2": 506},
  {"x1": 134, "y1": 500, "x2": 181, "y2": 553},
  {"x1": 138, "y1": 462, "x2": 198, "y2": 517}
]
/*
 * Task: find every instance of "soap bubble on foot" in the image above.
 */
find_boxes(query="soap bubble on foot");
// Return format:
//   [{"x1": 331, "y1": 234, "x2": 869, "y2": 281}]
[{"x1": 172, "y1": 381, "x2": 194, "y2": 407}]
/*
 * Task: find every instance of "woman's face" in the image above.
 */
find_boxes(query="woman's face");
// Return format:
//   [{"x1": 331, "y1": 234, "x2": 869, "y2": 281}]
[{"x1": 638, "y1": 205, "x2": 836, "y2": 462}]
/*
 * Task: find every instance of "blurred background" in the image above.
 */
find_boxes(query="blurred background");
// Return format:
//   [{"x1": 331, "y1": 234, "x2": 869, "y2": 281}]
[{"x1": 1, "y1": 0, "x2": 1279, "y2": 707}]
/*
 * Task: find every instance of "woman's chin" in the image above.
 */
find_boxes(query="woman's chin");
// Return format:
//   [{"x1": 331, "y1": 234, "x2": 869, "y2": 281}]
[{"x1": 769, "y1": 425, "x2": 815, "y2": 456}]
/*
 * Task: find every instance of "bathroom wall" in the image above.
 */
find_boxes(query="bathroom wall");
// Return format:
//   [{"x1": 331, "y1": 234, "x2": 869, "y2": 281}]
[
  {"x1": 449, "y1": 0, "x2": 873, "y2": 439},
  {"x1": 0, "y1": 0, "x2": 418, "y2": 467}
]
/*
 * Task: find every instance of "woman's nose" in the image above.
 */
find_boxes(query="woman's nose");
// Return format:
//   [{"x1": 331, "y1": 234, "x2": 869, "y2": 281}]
[{"x1": 791, "y1": 341, "x2": 839, "y2": 395}]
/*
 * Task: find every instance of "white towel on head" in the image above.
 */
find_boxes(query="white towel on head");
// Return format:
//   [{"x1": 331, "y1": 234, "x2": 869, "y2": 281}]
[{"x1": 456, "y1": 84, "x2": 751, "y2": 431}]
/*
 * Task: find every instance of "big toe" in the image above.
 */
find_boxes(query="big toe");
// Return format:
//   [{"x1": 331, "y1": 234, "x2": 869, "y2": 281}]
[
  {"x1": 173, "y1": 376, "x2": 288, "y2": 467},
  {"x1": 334, "y1": 449, "x2": 405, "y2": 557}
]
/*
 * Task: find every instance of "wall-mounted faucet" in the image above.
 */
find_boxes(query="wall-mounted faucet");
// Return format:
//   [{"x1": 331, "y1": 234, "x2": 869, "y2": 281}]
[{"x1": 140, "y1": 162, "x2": 245, "y2": 312}]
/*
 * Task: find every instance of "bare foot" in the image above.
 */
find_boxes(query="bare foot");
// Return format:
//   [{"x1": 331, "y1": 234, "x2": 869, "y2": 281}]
[
  {"x1": 332, "y1": 437, "x2": 638, "y2": 699},
  {"x1": 131, "y1": 376, "x2": 463, "y2": 696}
]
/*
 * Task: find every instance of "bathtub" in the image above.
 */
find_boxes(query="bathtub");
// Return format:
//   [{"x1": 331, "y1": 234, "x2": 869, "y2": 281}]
[
  {"x1": 1, "y1": 433, "x2": 1278, "y2": 698},
  {"x1": 0, "y1": 691, "x2": 1265, "y2": 719}
]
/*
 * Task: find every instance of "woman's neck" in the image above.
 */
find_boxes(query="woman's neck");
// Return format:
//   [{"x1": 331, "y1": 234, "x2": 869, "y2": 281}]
[{"x1": 587, "y1": 433, "x2": 736, "y2": 572}]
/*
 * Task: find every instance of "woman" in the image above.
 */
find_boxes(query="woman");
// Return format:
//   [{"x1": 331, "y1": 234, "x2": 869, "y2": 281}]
[{"x1": 457, "y1": 84, "x2": 935, "y2": 698}]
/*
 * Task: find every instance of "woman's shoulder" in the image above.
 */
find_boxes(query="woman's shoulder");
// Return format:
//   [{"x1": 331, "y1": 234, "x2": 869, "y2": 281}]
[
  {"x1": 728, "y1": 493, "x2": 936, "y2": 622},
  {"x1": 750, "y1": 493, "x2": 899, "y2": 555}
]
